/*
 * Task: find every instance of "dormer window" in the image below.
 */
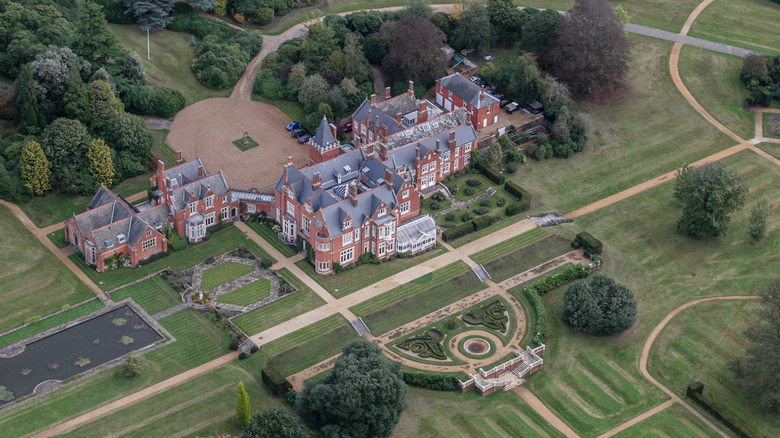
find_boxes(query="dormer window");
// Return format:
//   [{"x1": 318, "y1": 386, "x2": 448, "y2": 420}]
[
  {"x1": 377, "y1": 207, "x2": 386, "y2": 217},
  {"x1": 343, "y1": 219, "x2": 352, "y2": 230},
  {"x1": 117, "y1": 234, "x2": 126, "y2": 244}
]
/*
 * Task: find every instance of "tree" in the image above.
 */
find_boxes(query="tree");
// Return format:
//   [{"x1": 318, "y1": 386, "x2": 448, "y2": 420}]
[
  {"x1": 30, "y1": 46, "x2": 92, "y2": 117},
  {"x1": 488, "y1": 0, "x2": 526, "y2": 43},
  {"x1": 237, "y1": 382, "x2": 251, "y2": 427},
  {"x1": 451, "y1": 1, "x2": 492, "y2": 55},
  {"x1": 401, "y1": 0, "x2": 432, "y2": 20},
  {"x1": 17, "y1": 65, "x2": 46, "y2": 134},
  {"x1": 673, "y1": 163, "x2": 748, "y2": 239},
  {"x1": 121, "y1": 0, "x2": 175, "y2": 31},
  {"x1": 73, "y1": 2, "x2": 127, "y2": 68},
  {"x1": 20, "y1": 140, "x2": 51, "y2": 195},
  {"x1": 486, "y1": 142, "x2": 502, "y2": 170},
  {"x1": 296, "y1": 339, "x2": 407, "y2": 438},
  {"x1": 88, "y1": 80, "x2": 125, "y2": 134},
  {"x1": 120, "y1": 353, "x2": 145, "y2": 377},
  {"x1": 64, "y1": 68, "x2": 92, "y2": 124},
  {"x1": 242, "y1": 408, "x2": 310, "y2": 438},
  {"x1": 107, "y1": 112, "x2": 153, "y2": 178},
  {"x1": 298, "y1": 74, "x2": 329, "y2": 113},
  {"x1": 342, "y1": 33, "x2": 371, "y2": 84},
  {"x1": 119, "y1": 52, "x2": 147, "y2": 87},
  {"x1": 741, "y1": 53, "x2": 769, "y2": 83},
  {"x1": 382, "y1": 16, "x2": 447, "y2": 85},
  {"x1": 562, "y1": 275, "x2": 637, "y2": 336},
  {"x1": 40, "y1": 118, "x2": 92, "y2": 180},
  {"x1": 547, "y1": 0, "x2": 630, "y2": 96},
  {"x1": 731, "y1": 279, "x2": 780, "y2": 413},
  {"x1": 520, "y1": 9, "x2": 561, "y2": 57},
  {"x1": 748, "y1": 196, "x2": 770, "y2": 243},
  {"x1": 191, "y1": 0, "x2": 217, "y2": 12},
  {"x1": 87, "y1": 139, "x2": 115, "y2": 187}
]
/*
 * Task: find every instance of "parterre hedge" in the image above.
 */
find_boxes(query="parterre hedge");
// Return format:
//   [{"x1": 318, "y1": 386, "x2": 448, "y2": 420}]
[
  {"x1": 442, "y1": 223, "x2": 473, "y2": 241},
  {"x1": 687, "y1": 382, "x2": 752, "y2": 438},
  {"x1": 471, "y1": 214, "x2": 494, "y2": 231},
  {"x1": 527, "y1": 264, "x2": 589, "y2": 296},
  {"x1": 524, "y1": 288, "x2": 547, "y2": 346},
  {"x1": 475, "y1": 162, "x2": 505, "y2": 185},
  {"x1": 504, "y1": 182, "x2": 532, "y2": 215},
  {"x1": 262, "y1": 366, "x2": 292, "y2": 396},
  {"x1": 402, "y1": 371, "x2": 460, "y2": 391}
]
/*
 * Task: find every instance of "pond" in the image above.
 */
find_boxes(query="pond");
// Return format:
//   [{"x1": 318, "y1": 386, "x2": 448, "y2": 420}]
[{"x1": 0, "y1": 305, "x2": 162, "y2": 406}]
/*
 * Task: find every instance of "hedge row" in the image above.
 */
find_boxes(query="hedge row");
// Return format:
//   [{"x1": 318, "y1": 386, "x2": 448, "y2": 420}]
[
  {"x1": 475, "y1": 162, "x2": 505, "y2": 185},
  {"x1": 523, "y1": 288, "x2": 547, "y2": 347},
  {"x1": 687, "y1": 382, "x2": 752, "y2": 438},
  {"x1": 528, "y1": 264, "x2": 590, "y2": 296},
  {"x1": 402, "y1": 371, "x2": 461, "y2": 391},
  {"x1": 504, "y1": 182, "x2": 532, "y2": 216},
  {"x1": 262, "y1": 366, "x2": 292, "y2": 396},
  {"x1": 441, "y1": 215, "x2": 500, "y2": 241},
  {"x1": 571, "y1": 231, "x2": 603, "y2": 256}
]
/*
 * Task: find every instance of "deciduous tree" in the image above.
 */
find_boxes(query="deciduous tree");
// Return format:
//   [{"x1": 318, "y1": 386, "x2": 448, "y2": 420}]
[
  {"x1": 298, "y1": 74, "x2": 329, "y2": 113},
  {"x1": 87, "y1": 138, "x2": 115, "y2": 187},
  {"x1": 242, "y1": 408, "x2": 310, "y2": 438},
  {"x1": 20, "y1": 140, "x2": 51, "y2": 195},
  {"x1": 748, "y1": 196, "x2": 770, "y2": 243},
  {"x1": 673, "y1": 163, "x2": 748, "y2": 238},
  {"x1": 237, "y1": 382, "x2": 251, "y2": 427},
  {"x1": 520, "y1": 9, "x2": 561, "y2": 57},
  {"x1": 487, "y1": 0, "x2": 525, "y2": 43},
  {"x1": 562, "y1": 275, "x2": 637, "y2": 336},
  {"x1": 40, "y1": 118, "x2": 92, "y2": 180},
  {"x1": 547, "y1": 0, "x2": 630, "y2": 96},
  {"x1": 17, "y1": 65, "x2": 46, "y2": 134},
  {"x1": 120, "y1": 353, "x2": 145, "y2": 377},
  {"x1": 451, "y1": 1, "x2": 492, "y2": 55},
  {"x1": 382, "y1": 16, "x2": 447, "y2": 85},
  {"x1": 30, "y1": 46, "x2": 92, "y2": 117},
  {"x1": 120, "y1": 0, "x2": 175, "y2": 31}
]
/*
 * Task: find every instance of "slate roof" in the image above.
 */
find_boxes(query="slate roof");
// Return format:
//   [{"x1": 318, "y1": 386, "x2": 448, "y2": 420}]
[
  {"x1": 74, "y1": 186, "x2": 136, "y2": 238},
  {"x1": 313, "y1": 116, "x2": 337, "y2": 149},
  {"x1": 162, "y1": 158, "x2": 205, "y2": 189},
  {"x1": 168, "y1": 171, "x2": 231, "y2": 213},
  {"x1": 352, "y1": 100, "x2": 404, "y2": 136},
  {"x1": 374, "y1": 92, "x2": 418, "y2": 119},
  {"x1": 385, "y1": 108, "x2": 471, "y2": 150},
  {"x1": 438, "y1": 73, "x2": 499, "y2": 110}
]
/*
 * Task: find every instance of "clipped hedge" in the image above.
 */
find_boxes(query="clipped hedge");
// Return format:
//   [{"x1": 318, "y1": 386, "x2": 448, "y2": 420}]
[
  {"x1": 524, "y1": 288, "x2": 547, "y2": 347},
  {"x1": 572, "y1": 231, "x2": 603, "y2": 256},
  {"x1": 471, "y1": 214, "x2": 493, "y2": 231},
  {"x1": 504, "y1": 181, "x2": 525, "y2": 200},
  {"x1": 687, "y1": 382, "x2": 751, "y2": 438},
  {"x1": 402, "y1": 371, "x2": 460, "y2": 391},
  {"x1": 528, "y1": 264, "x2": 590, "y2": 296},
  {"x1": 475, "y1": 162, "x2": 505, "y2": 185},
  {"x1": 442, "y1": 223, "x2": 473, "y2": 242},
  {"x1": 504, "y1": 182, "x2": 532, "y2": 215},
  {"x1": 262, "y1": 366, "x2": 292, "y2": 396}
]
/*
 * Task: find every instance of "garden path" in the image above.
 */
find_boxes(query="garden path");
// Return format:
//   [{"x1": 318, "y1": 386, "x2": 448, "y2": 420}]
[{"x1": 753, "y1": 108, "x2": 780, "y2": 144}]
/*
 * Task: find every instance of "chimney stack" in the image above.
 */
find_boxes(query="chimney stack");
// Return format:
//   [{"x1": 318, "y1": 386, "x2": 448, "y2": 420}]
[
  {"x1": 312, "y1": 172, "x2": 322, "y2": 189},
  {"x1": 384, "y1": 167, "x2": 394, "y2": 189},
  {"x1": 176, "y1": 150, "x2": 183, "y2": 163},
  {"x1": 435, "y1": 139, "x2": 442, "y2": 154},
  {"x1": 380, "y1": 142, "x2": 388, "y2": 161},
  {"x1": 413, "y1": 145, "x2": 421, "y2": 167},
  {"x1": 480, "y1": 90, "x2": 485, "y2": 102},
  {"x1": 417, "y1": 100, "x2": 428, "y2": 123},
  {"x1": 365, "y1": 142, "x2": 374, "y2": 156},
  {"x1": 367, "y1": 109, "x2": 372, "y2": 125},
  {"x1": 329, "y1": 123, "x2": 337, "y2": 142},
  {"x1": 466, "y1": 112, "x2": 472, "y2": 126},
  {"x1": 348, "y1": 181, "x2": 358, "y2": 207},
  {"x1": 448, "y1": 130, "x2": 456, "y2": 149},
  {"x1": 381, "y1": 124, "x2": 387, "y2": 137},
  {"x1": 396, "y1": 113, "x2": 402, "y2": 127},
  {"x1": 283, "y1": 163, "x2": 289, "y2": 186},
  {"x1": 356, "y1": 136, "x2": 362, "y2": 148},
  {"x1": 375, "y1": 115, "x2": 379, "y2": 128},
  {"x1": 197, "y1": 164, "x2": 204, "y2": 178},
  {"x1": 385, "y1": 86, "x2": 391, "y2": 99},
  {"x1": 157, "y1": 159, "x2": 165, "y2": 173},
  {"x1": 408, "y1": 80, "x2": 414, "y2": 95},
  {"x1": 370, "y1": 94, "x2": 376, "y2": 106},
  {"x1": 287, "y1": 156, "x2": 294, "y2": 167}
]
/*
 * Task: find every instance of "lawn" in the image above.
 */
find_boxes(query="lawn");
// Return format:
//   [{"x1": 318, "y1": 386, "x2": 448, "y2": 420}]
[
  {"x1": 677, "y1": 46, "x2": 754, "y2": 140},
  {"x1": 109, "y1": 276, "x2": 181, "y2": 315},
  {"x1": 245, "y1": 222, "x2": 297, "y2": 257},
  {"x1": 47, "y1": 228, "x2": 67, "y2": 248},
  {"x1": 478, "y1": 233, "x2": 573, "y2": 283},
  {"x1": 393, "y1": 386, "x2": 565, "y2": 438},
  {"x1": 613, "y1": 403, "x2": 721, "y2": 438},
  {"x1": 688, "y1": 0, "x2": 780, "y2": 54},
  {"x1": 510, "y1": 35, "x2": 736, "y2": 214},
  {"x1": 351, "y1": 261, "x2": 488, "y2": 335},
  {"x1": 150, "y1": 129, "x2": 178, "y2": 166},
  {"x1": 107, "y1": 24, "x2": 232, "y2": 105},
  {"x1": 200, "y1": 262, "x2": 256, "y2": 290},
  {"x1": 251, "y1": 95, "x2": 306, "y2": 123},
  {"x1": 232, "y1": 268, "x2": 327, "y2": 334},
  {"x1": 232, "y1": 135, "x2": 260, "y2": 152},
  {"x1": 525, "y1": 150, "x2": 780, "y2": 437},
  {"x1": 648, "y1": 299, "x2": 780, "y2": 437},
  {"x1": 0, "y1": 310, "x2": 230, "y2": 437},
  {"x1": 0, "y1": 206, "x2": 94, "y2": 333},
  {"x1": 217, "y1": 278, "x2": 271, "y2": 306},
  {"x1": 756, "y1": 142, "x2": 780, "y2": 160},
  {"x1": 58, "y1": 363, "x2": 285, "y2": 438},
  {"x1": 19, "y1": 172, "x2": 152, "y2": 228},
  {"x1": 470, "y1": 227, "x2": 548, "y2": 264},
  {"x1": 261, "y1": 314, "x2": 348, "y2": 357},
  {"x1": 295, "y1": 245, "x2": 447, "y2": 298},
  {"x1": 0, "y1": 300, "x2": 104, "y2": 349},
  {"x1": 69, "y1": 226, "x2": 260, "y2": 291}
]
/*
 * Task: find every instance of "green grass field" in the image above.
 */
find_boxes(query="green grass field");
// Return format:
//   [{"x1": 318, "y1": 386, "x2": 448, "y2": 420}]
[
  {"x1": 245, "y1": 222, "x2": 297, "y2": 257},
  {"x1": 0, "y1": 300, "x2": 104, "y2": 349},
  {"x1": 526, "y1": 150, "x2": 780, "y2": 437},
  {"x1": 110, "y1": 276, "x2": 181, "y2": 315},
  {"x1": 107, "y1": 24, "x2": 232, "y2": 105},
  {"x1": 0, "y1": 206, "x2": 94, "y2": 333},
  {"x1": 217, "y1": 278, "x2": 271, "y2": 306},
  {"x1": 261, "y1": 314, "x2": 348, "y2": 357},
  {"x1": 232, "y1": 268, "x2": 326, "y2": 334},
  {"x1": 232, "y1": 136, "x2": 260, "y2": 152},
  {"x1": 295, "y1": 245, "x2": 447, "y2": 298},
  {"x1": 0, "y1": 310, "x2": 230, "y2": 437},
  {"x1": 511, "y1": 35, "x2": 735, "y2": 214},
  {"x1": 70, "y1": 226, "x2": 259, "y2": 291},
  {"x1": 677, "y1": 46, "x2": 754, "y2": 140},
  {"x1": 201, "y1": 262, "x2": 256, "y2": 290},
  {"x1": 251, "y1": 95, "x2": 306, "y2": 123},
  {"x1": 613, "y1": 403, "x2": 721, "y2": 438},
  {"x1": 393, "y1": 387, "x2": 565, "y2": 438},
  {"x1": 688, "y1": 0, "x2": 780, "y2": 54},
  {"x1": 648, "y1": 300, "x2": 780, "y2": 437},
  {"x1": 150, "y1": 129, "x2": 178, "y2": 166},
  {"x1": 59, "y1": 363, "x2": 284, "y2": 438},
  {"x1": 479, "y1": 234, "x2": 573, "y2": 283},
  {"x1": 470, "y1": 228, "x2": 549, "y2": 265},
  {"x1": 756, "y1": 142, "x2": 780, "y2": 160},
  {"x1": 47, "y1": 228, "x2": 67, "y2": 248},
  {"x1": 352, "y1": 261, "x2": 488, "y2": 335}
]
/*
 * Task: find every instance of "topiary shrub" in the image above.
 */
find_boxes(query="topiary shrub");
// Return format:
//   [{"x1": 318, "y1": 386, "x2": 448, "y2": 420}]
[
  {"x1": 471, "y1": 214, "x2": 492, "y2": 231},
  {"x1": 572, "y1": 231, "x2": 603, "y2": 256},
  {"x1": 445, "y1": 213, "x2": 456, "y2": 222},
  {"x1": 445, "y1": 319, "x2": 458, "y2": 330},
  {"x1": 480, "y1": 199, "x2": 491, "y2": 207},
  {"x1": 464, "y1": 187, "x2": 475, "y2": 196},
  {"x1": 496, "y1": 197, "x2": 506, "y2": 207},
  {"x1": 506, "y1": 161, "x2": 519, "y2": 174},
  {"x1": 448, "y1": 185, "x2": 458, "y2": 195},
  {"x1": 430, "y1": 202, "x2": 441, "y2": 210},
  {"x1": 562, "y1": 275, "x2": 637, "y2": 336},
  {"x1": 461, "y1": 212, "x2": 473, "y2": 222},
  {"x1": 402, "y1": 371, "x2": 460, "y2": 391},
  {"x1": 474, "y1": 207, "x2": 489, "y2": 215},
  {"x1": 466, "y1": 179, "x2": 482, "y2": 187},
  {"x1": 262, "y1": 366, "x2": 292, "y2": 396}
]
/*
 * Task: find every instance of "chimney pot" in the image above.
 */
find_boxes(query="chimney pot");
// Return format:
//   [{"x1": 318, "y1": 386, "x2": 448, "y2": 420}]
[
  {"x1": 385, "y1": 86, "x2": 391, "y2": 99},
  {"x1": 197, "y1": 165, "x2": 204, "y2": 178},
  {"x1": 396, "y1": 113, "x2": 402, "y2": 127},
  {"x1": 176, "y1": 150, "x2": 183, "y2": 163},
  {"x1": 157, "y1": 159, "x2": 165, "y2": 173},
  {"x1": 370, "y1": 94, "x2": 376, "y2": 106},
  {"x1": 385, "y1": 168, "x2": 394, "y2": 188},
  {"x1": 287, "y1": 156, "x2": 294, "y2": 167},
  {"x1": 408, "y1": 80, "x2": 414, "y2": 94},
  {"x1": 417, "y1": 100, "x2": 428, "y2": 123},
  {"x1": 436, "y1": 139, "x2": 441, "y2": 152}
]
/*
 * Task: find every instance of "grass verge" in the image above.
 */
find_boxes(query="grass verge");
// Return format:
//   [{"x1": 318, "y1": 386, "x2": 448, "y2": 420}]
[
  {"x1": 245, "y1": 222, "x2": 297, "y2": 257},
  {"x1": 480, "y1": 234, "x2": 573, "y2": 283},
  {"x1": 110, "y1": 276, "x2": 181, "y2": 315},
  {"x1": 217, "y1": 279, "x2": 271, "y2": 306},
  {"x1": 688, "y1": 0, "x2": 780, "y2": 54},
  {"x1": 201, "y1": 262, "x2": 255, "y2": 290},
  {"x1": 0, "y1": 300, "x2": 104, "y2": 349}
]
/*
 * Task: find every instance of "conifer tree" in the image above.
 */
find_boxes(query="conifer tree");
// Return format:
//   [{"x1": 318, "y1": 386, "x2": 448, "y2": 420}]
[
  {"x1": 237, "y1": 382, "x2": 251, "y2": 427},
  {"x1": 17, "y1": 65, "x2": 46, "y2": 135},
  {"x1": 20, "y1": 140, "x2": 51, "y2": 195},
  {"x1": 73, "y1": 1, "x2": 126, "y2": 67},
  {"x1": 87, "y1": 138, "x2": 115, "y2": 187},
  {"x1": 64, "y1": 68, "x2": 92, "y2": 124}
]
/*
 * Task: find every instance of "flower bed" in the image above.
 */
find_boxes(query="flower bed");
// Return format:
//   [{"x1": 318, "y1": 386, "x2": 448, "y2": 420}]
[{"x1": 396, "y1": 329, "x2": 447, "y2": 361}]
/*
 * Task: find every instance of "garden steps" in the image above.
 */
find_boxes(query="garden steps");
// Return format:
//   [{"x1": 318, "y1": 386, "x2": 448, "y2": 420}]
[
  {"x1": 350, "y1": 317, "x2": 371, "y2": 336},
  {"x1": 472, "y1": 265, "x2": 492, "y2": 282}
]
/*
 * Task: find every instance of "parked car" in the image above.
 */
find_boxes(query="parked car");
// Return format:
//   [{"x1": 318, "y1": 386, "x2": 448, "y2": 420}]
[
  {"x1": 291, "y1": 128, "x2": 307, "y2": 138},
  {"x1": 524, "y1": 100, "x2": 544, "y2": 114},
  {"x1": 298, "y1": 134, "x2": 312, "y2": 144},
  {"x1": 494, "y1": 92, "x2": 506, "y2": 100},
  {"x1": 499, "y1": 99, "x2": 511, "y2": 108},
  {"x1": 342, "y1": 122, "x2": 353, "y2": 133},
  {"x1": 286, "y1": 121, "x2": 301, "y2": 131},
  {"x1": 505, "y1": 102, "x2": 520, "y2": 114}
]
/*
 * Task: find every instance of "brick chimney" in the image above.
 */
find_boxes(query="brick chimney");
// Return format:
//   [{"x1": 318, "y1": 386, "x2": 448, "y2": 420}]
[
  {"x1": 480, "y1": 90, "x2": 485, "y2": 102},
  {"x1": 176, "y1": 150, "x2": 183, "y2": 163},
  {"x1": 157, "y1": 159, "x2": 165, "y2": 173},
  {"x1": 329, "y1": 123, "x2": 337, "y2": 142},
  {"x1": 379, "y1": 142, "x2": 388, "y2": 161},
  {"x1": 375, "y1": 115, "x2": 379, "y2": 128},
  {"x1": 197, "y1": 164, "x2": 204, "y2": 178},
  {"x1": 385, "y1": 86, "x2": 391, "y2": 99},
  {"x1": 356, "y1": 136, "x2": 362, "y2": 148},
  {"x1": 381, "y1": 124, "x2": 387, "y2": 137},
  {"x1": 417, "y1": 100, "x2": 428, "y2": 123},
  {"x1": 384, "y1": 167, "x2": 394, "y2": 189},
  {"x1": 396, "y1": 113, "x2": 402, "y2": 127},
  {"x1": 370, "y1": 94, "x2": 376, "y2": 106},
  {"x1": 283, "y1": 162, "x2": 289, "y2": 186},
  {"x1": 312, "y1": 172, "x2": 322, "y2": 189},
  {"x1": 466, "y1": 112, "x2": 472, "y2": 126},
  {"x1": 408, "y1": 80, "x2": 414, "y2": 95},
  {"x1": 366, "y1": 142, "x2": 374, "y2": 156},
  {"x1": 448, "y1": 130, "x2": 456, "y2": 149},
  {"x1": 413, "y1": 145, "x2": 421, "y2": 167},
  {"x1": 435, "y1": 139, "x2": 442, "y2": 154},
  {"x1": 348, "y1": 181, "x2": 358, "y2": 207},
  {"x1": 287, "y1": 156, "x2": 294, "y2": 167},
  {"x1": 367, "y1": 109, "x2": 372, "y2": 125}
]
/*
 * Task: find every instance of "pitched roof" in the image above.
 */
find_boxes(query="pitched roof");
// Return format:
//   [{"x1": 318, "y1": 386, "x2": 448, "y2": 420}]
[
  {"x1": 168, "y1": 171, "x2": 231, "y2": 212},
  {"x1": 74, "y1": 186, "x2": 136, "y2": 237},
  {"x1": 385, "y1": 108, "x2": 472, "y2": 150},
  {"x1": 162, "y1": 158, "x2": 205, "y2": 189},
  {"x1": 437, "y1": 73, "x2": 499, "y2": 110},
  {"x1": 313, "y1": 116, "x2": 337, "y2": 149}
]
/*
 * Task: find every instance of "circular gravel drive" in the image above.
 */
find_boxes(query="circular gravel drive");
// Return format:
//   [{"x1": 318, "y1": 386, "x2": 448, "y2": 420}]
[{"x1": 167, "y1": 97, "x2": 309, "y2": 190}]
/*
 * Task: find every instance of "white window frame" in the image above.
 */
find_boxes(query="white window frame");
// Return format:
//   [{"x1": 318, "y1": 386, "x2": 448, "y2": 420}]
[
  {"x1": 388, "y1": 240, "x2": 395, "y2": 252},
  {"x1": 205, "y1": 212, "x2": 215, "y2": 226},
  {"x1": 221, "y1": 207, "x2": 229, "y2": 220},
  {"x1": 430, "y1": 161, "x2": 436, "y2": 171},
  {"x1": 145, "y1": 230, "x2": 152, "y2": 237},
  {"x1": 205, "y1": 196, "x2": 214, "y2": 209},
  {"x1": 189, "y1": 203, "x2": 197, "y2": 215},
  {"x1": 422, "y1": 163, "x2": 428, "y2": 173},
  {"x1": 222, "y1": 196, "x2": 228, "y2": 203},
  {"x1": 354, "y1": 229, "x2": 360, "y2": 240},
  {"x1": 340, "y1": 247, "x2": 354, "y2": 264},
  {"x1": 444, "y1": 163, "x2": 450, "y2": 174},
  {"x1": 317, "y1": 260, "x2": 330, "y2": 271},
  {"x1": 377, "y1": 207, "x2": 386, "y2": 217},
  {"x1": 316, "y1": 241, "x2": 331, "y2": 251},
  {"x1": 364, "y1": 226, "x2": 370, "y2": 238},
  {"x1": 400, "y1": 201, "x2": 411, "y2": 214},
  {"x1": 343, "y1": 220, "x2": 352, "y2": 230},
  {"x1": 302, "y1": 216, "x2": 310, "y2": 234},
  {"x1": 342, "y1": 232, "x2": 353, "y2": 245},
  {"x1": 464, "y1": 154, "x2": 470, "y2": 165},
  {"x1": 247, "y1": 203, "x2": 257, "y2": 213},
  {"x1": 378, "y1": 241, "x2": 386, "y2": 256},
  {"x1": 287, "y1": 200, "x2": 295, "y2": 215},
  {"x1": 142, "y1": 238, "x2": 157, "y2": 251},
  {"x1": 465, "y1": 143, "x2": 472, "y2": 153}
]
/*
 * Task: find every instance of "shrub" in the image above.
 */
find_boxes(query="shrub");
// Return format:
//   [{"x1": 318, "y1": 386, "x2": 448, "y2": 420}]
[
  {"x1": 466, "y1": 179, "x2": 482, "y2": 187},
  {"x1": 402, "y1": 371, "x2": 460, "y2": 391},
  {"x1": 474, "y1": 207, "x2": 489, "y2": 215},
  {"x1": 138, "y1": 251, "x2": 168, "y2": 265},
  {"x1": 430, "y1": 202, "x2": 441, "y2": 210},
  {"x1": 122, "y1": 85, "x2": 186, "y2": 118},
  {"x1": 238, "y1": 352, "x2": 248, "y2": 359},
  {"x1": 562, "y1": 275, "x2": 637, "y2": 336},
  {"x1": 504, "y1": 182, "x2": 532, "y2": 213},
  {"x1": 262, "y1": 366, "x2": 292, "y2": 396},
  {"x1": 461, "y1": 212, "x2": 473, "y2": 222},
  {"x1": 571, "y1": 231, "x2": 603, "y2": 256},
  {"x1": 506, "y1": 162, "x2": 519, "y2": 174},
  {"x1": 529, "y1": 264, "x2": 590, "y2": 295},
  {"x1": 474, "y1": 162, "x2": 506, "y2": 185},
  {"x1": 233, "y1": 13, "x2": 246, "y2": 24},
  {"x1": 261, "y1": 259, "x2": 273, "y2": 269},
  {"x1": 524, "y1": 288, "x2": 547, "y2": 346},
  {"x1": 445, "y1": 319, "x2": 458, "y2": 330},
  {"x1": 687, "y1": 382, "x2": 751, "y2": 438},
  {"x1": 471, "y1": 214, "x2": 492, "y2": 231},
  {"x1": 480, "y1": 199, "x2": 490, "y2": 207},
  {"x1": 229, "y1": 340, "x2": 239, "y2": 351},
  {"x1": 442, "y1": 223, "x2": 473, "y2": 241},
  {"x1": 445, "y1": 213, "x2": 456, "y2": 221},
  {"x1": 448, "y1": 185, "x2": 459, "y2": 195},
  {"x1": 496, "y1": 197, "x2": 506, "y2": 207},
  {"x1": 255, "y1": 7, "x2": 275, "y2": 25},
  {"x1": 504, "y1": 181, "x2": 525, "y2": 200},
  {"x1": 505, "y1": 202, "x2": 526, "y2": 216},
  {"x1": 250, "y1": 345, "x2": 259, "y2": 353},
  {"x1": 464, "y1": 187, "x2": 475, "y2": 196}
]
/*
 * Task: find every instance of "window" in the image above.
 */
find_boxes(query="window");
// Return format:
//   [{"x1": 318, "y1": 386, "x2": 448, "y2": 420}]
[
  {"x1": 189, "y1": 203, "x2": 197, "y2": 215},
  {"x1": 343, "y1": 219, "x2": 352, "y2": 230},
  {"x1": 444, "y1": 163, "x2": 450, "y2": 174},
  {"x1": 142, "y1": 238, "x2": 157, "y2": 251},
  {"x1": 222, "y1": 196, "x2": 228, "y2": 203},
  {"x1": 378, "y1": 242, "x2": 386, "y2": 256},
  {"x1": 302, "y1": 216, "x2": 310, "y2": 234},
  {"x1": 316, "y1": 241, "x2": 330, "y2": 251},
  {"x1": 86, "y1": 245, "x2": 96, "y2": 264},
  {"x1": 430, "y1": 161, "x2": 436, "y2": 171},
  {"x1": 340, "y1": 247, "x2": 354, "y2": 263},
  {"x1": 283, "y1": 219, "x2": 295, "y2": 237},
  {"x1": 342, "y1": 232, "x2": 353, "y2": 245},
  {"x1": 428, "y1": 174, "x2": 435, "y2": 186},
  {"x1": 388, "y1": 240, "x2": 395, "y2": 252},
  {"x1": 465, "y1": 143, "x2": 472, "y2": 153},
  {"x1": 305, "y1": 204, "x2": 312, "y2": 213},
  {"x1": 145, "y1": 230, "x2": 152, "y2": 237},
  {"x1": 400, "y1": 201, "x2": 411, "y2": 214},
  {"x1": 205, "y1": 196, "x2": 214, "y2": 209},
  {"x1": 422, "y1": 163, "x2": 428, "y2": 173},
  {"x1": 443, "y1": 151, "x2": 450, "y2": 161},
  {"x1": 205, "y1": 212, "x2": 215, "y2": 226},
  {"x1": 464, "y1": 154, "x2": 470, "y2": 165},
  {"x1": 454, "y1": 160, "x2": 459, "y2": 170},
  {"x1": 364, "y1": 226, "x2": 370, "y2": 238},
  {"x1": 317, "y1": 260, "x2": 330, "y2": 272},
  {"x1": 455, "y1": 146, "x2": 460, "y2": 156},
  {"x1": 377, "y1": 207, "x2": 386, "y2": 217},
  {"x1": 402, "y1": 190, "x2": 409, "y2": 199},
  {"x1": 247, "y1": 203, "x2": 257, "y2": 213},
  {"x1": 486, "y1": 105, "x2": 490, "y2": 114},
  {"x1": 117, "y1": 234, "x2": 126, "y2": 244},
  {"x1": 221, "y1": 207, "x2": 229, "y2": 220},
  {"x1": 354, "y1": 229, "x2": 360, "y2": 240},
  {"x1": 286, "y1": 201, "x2": 295, "y2": 215}
]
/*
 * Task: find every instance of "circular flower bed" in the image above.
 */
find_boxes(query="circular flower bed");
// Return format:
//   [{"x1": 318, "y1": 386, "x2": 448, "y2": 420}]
[{"x1": 458, "y1": 335, "x2": 496, "y2": 359}]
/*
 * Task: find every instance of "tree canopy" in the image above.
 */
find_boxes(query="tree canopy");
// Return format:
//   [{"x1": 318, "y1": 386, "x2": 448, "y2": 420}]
[
  {"x1": 381, "y1": 16, "x2": 447, "y2": 85},
  {"x1": 562, "y1": 275, "x2": 637, "y2": 336},
  {"x1": 296, "y1": 339, "x2": 407, "y2": 438},
  {"x1": 20, "y1": 140, "x2": 51, "y2": 196},
  {"x1": 242, "y1": 408, "x2": 310, "y2": 438},
  {"x1": 673, "y1": 163, "x2": 748, "y2": 238},
  {"x1": 120, "y1": 0, "x2": 175, "y2": 31}
]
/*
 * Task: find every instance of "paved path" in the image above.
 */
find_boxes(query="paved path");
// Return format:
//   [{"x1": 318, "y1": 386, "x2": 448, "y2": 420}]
[
  {"x1": 626, "y1": 23, "x2": 762, "y2": 58},
  {"x1": 596, "y1": 399, "x2": 675, "y2": 438},
  {"x1": 514, "y1": 386, "x2": 580, "y2": 438},
  {"x1": 144, "y1": 118, "x2": 172, "y2": 130}
]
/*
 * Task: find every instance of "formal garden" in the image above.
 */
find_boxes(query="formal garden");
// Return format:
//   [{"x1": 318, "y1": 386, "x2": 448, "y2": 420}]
[{"x1": 765, "y1": 113, "x2": 780, "y2": 138}]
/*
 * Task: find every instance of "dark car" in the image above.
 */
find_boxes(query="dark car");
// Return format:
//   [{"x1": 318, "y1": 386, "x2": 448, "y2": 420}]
[
  {"x1": 505, "y1": 102, "x2": 520, "y2": 114},
  {"x1": 286, "y1": 121, "x2": 301, "y2": 131},
  {"x1": 342, "y1": 122, "x2": 353, "y2": 133},
  {"x1": 499, "y1": 99, "x2": 511, "y2": 108},
  {"x1": 298, "y1": 134, "x2": 312, "y2": 144},
  {"x1": 291, "y1": 128, "x2": 307, "y2": 138}
]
